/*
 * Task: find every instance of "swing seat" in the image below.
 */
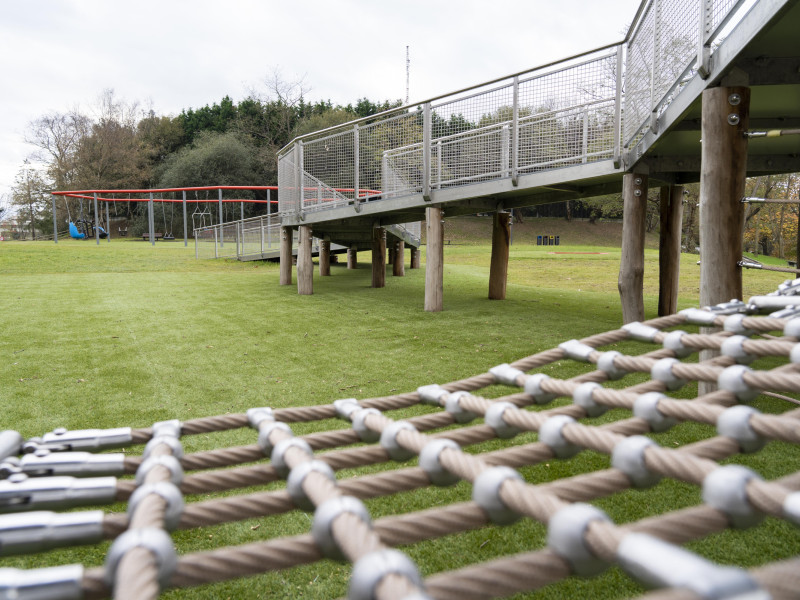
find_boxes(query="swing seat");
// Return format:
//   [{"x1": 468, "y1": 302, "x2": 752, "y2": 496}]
[
  {"x1": 97, "y1": 226, "x2": 108, "y2": 239},
  {"x1": 68, "y1": 222, "x2": 86, "y2": 240},
  {"x1": 163, "y1": 233, "x2": 175, "y2": 240}
]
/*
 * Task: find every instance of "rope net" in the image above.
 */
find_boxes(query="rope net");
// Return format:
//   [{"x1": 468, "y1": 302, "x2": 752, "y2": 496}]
[{"x1": 2, "y1": 294, "x2": 800, "y2": 599}]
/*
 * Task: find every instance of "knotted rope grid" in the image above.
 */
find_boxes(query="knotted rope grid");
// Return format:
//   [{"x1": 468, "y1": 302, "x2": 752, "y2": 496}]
[{"x1": 1, "y1": 296, "x2": 800, "y2": 599}]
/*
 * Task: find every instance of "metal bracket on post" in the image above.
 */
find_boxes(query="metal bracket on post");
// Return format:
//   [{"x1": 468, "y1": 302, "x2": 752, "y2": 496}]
[
  {"x1": 512, "y1": 76, "x2": 519, "y2": 186},
  {"x1": 613, "y1": 45, "x2": 623, "y2": 168},
  {"x1": 697, "y1": 0, "x2": 712, "y2": 79},
  {"x1": 422, "y1": 103, "x2": 432, "y2": 201}
]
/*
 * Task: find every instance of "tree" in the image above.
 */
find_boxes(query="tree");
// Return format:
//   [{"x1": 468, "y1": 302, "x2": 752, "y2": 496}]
[
  {"x1": 25, "y1": 109, "x2": 89, "y2": 190},
  {"x1": 11, "y1": 162, "x2": 49, "y2": 239}
]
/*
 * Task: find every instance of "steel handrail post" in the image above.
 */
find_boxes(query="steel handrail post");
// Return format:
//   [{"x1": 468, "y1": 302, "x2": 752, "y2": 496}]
[
  {"x1": 423, "y1": 103, "x2": 431, "y2": 201},
  {"x1": 613, "y1": 45, "x2": 623, "y2": 166},
  {"x1": 512, "y1": 75, "x2": 519, "y2": 186},
  {"x1": 182, "y1": 190, "x2": 187, "y2": 247},
  {"x1": 354, "y1": 124, "x2": 360, "y2": 209},
  {"x1": 218, "y1": 188, "x2": 224, "y2": 248}
]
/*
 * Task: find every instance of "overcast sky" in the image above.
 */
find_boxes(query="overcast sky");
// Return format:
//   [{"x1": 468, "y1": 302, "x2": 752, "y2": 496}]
[{"x1": 0, "y1": 0, "x2": 641, "y2": 197}]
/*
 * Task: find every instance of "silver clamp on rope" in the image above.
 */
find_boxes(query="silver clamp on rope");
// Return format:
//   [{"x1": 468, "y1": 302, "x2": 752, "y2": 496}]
[
  {"x1": 633, "y1": 393, "x2": 677, "y2": 432},
  {"x1": 572, "y1": 382, "x2": 607, "y2": 417},
  {"x1": 34, "y1": 427, "x2": 132, "y2": 452},
  {"x1": 0, "y1": 564, "x2": 84, "y2": 600},
  {"x1": 419, "y1": 439, "x2": 461, "y2": 486},
  {"x1": 348, "y1": 549, "x2": 427, "y2": 600},
  {"x1": 767, "y1": 304, "x2": 800, "y2": 319},
  {"x1": 484, "y1": 402, "x2": 521, "y2": 439},
  {"x1": 611, "y1": 436, "x2": 661, "y2": 488},
  {"x1": 784, "y1": 317, "x2": 800, "y2": 339},
  {"x1": 523, "y1": 373, "x2": 557, "y2": 404},
  {"x1": 105, "y1": 528, "x2": 177, "y2": 591},
  {"x1": 143, "y1": 435, "x2": 184, "y2": 461},
  {"x1": 351, "y1": 408, "x2": 381, "y2": 443},
  {"x1": 151, "y1": 420, "x2": 181, "y2": 439},
  {"x1": 539, "y1": 415, "x2": 580, "y2": 457},
  {"x1": 257, "y1": 421, "x2": 293, "y2": 455},
  {"x1": 723, "y1": 313, "x2": 754, "y2": 336},
  {"x1": 678, "y1": 308, "x2": 717, "y2": 326},
  {"x1": 444, "y1": 392, "x2": 478, "y2": 424},
  {"x1": 702, "y1": 298, "x2": 749, "y2": 316},
  {"x1": 0, "y1": 474, "x2": 117, "y2": 512},
  {"x1": 135, "y1": 455, "x2": 184, "y2": 486},
  {"x1": 790, "y1": 344, "x2": 800, "y2": 364},
  {"x1": 747, "y1": 295, "x2": 800, "y2": 314},
  {"x1": 547, "y1": 503, "x2": 611, "y2": 576},
  {"x1": 720, "y1": 335, "x2": 755, "y2": 365},
  {"x1": 16, "y1": 450, "x2": 125, "y2": 478},
  {"x1": 472, "y1": 466, "x2": 523, "y2": 525},
  {"x1": 271, "y1": 438, "x2": 314, "y2": 477},
  {"x1": 0, "y1": 510, "x2": 104, "y2": 556},
  {"x1": 416, "y1": 384, "x2": 448, "y2": 406},
  {"x1": 777, "y1": 278, "x2": 800, "y2": 296},
  {"x1": 716, "y1": 406, "x2": 765, "y2": 453},
  {"x1": 702, "y1": 464, "x2": 764, "y2": 528},
  {"x1": 128, "y1": 482, "x2": 184, "y2": 530},
  {"x1": 597, "y1": 351, "x2": 626, "y2": 380},
  {"x1": 650, "y1": 358, "x2": 686, "y2": 391},
  {"x1": 380, "y1": 421, "x2": 418, "y2": 461},
  {"x1": 622, "y1": 322, "x2": 660, "y2": 342},
  {"x1": 246, "y1": 407, "x2": 274, "y2": 429},
  {"x1": 717, "y1": 365, "x2": 760, "y2": 402},
  {"x1": 489, "y1": 363, "x2": 524, "y2": 386},
  {"x1": 783, "y1": 492, "x2": 800, "y2": 526},
  {"x1": 0, "y1": 431, "x2": 22, "y2": 463},
  {"x1": 559, "y1": 339, "x2": 596, "y2": 362},
  {"x1": 662, "y1": 330, "x2": 692, "y2": 358},
  {"x1": 617, "y1": 532, "x2": 768, "y2": 599},
  {"x1": 286, "y1": 460, "x2": 336, "y2": 511},
  {"x1": 333, "y1": 398, "x2": 360, "y2": 421},
  {"x1": 312, "y1": 496, "x2": 372, "y2": 561}
]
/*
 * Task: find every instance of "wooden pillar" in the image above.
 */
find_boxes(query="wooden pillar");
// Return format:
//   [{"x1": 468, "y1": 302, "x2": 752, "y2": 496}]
[
  {"x1": 410, "y1": 246, "x2": 420, "y2": 269},
  {"x1": 618, "y1": 172, "x2": 648, "y2": 323},
  {"x1": 297, "y1": 225, "x2": 313, "y2": 295},
  {"x1": 319, "y1": 240, "x2": 331, "y2": 276},
  {"x1": 279, "y1": 226, "x2": 293, "y2": 285},
  {"x1": 425, "y1": 206, "x2": 444, "y2": 312},
  {"x1": 393, "y1": 241, "x2": 405, "y2": 276},
  {"x1": 371, "y1": 227, "x2": 386, "y2": 288},
  {"x1": 699, "y1": 86, "x2": 750, "y2": 308},
  {"x1": 489, "y1": 211, "x2": 511, "y2": 300},
  {"x1": 658, "y1": 185, "x2": 684, "y2": 316},
  {"x1": 347, "y1": 247, "x2": 357, "y2": 269}
]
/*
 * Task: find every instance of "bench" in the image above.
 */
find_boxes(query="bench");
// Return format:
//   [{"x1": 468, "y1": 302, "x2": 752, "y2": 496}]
[{"x1": 142, "y1": 233, "x2": 164, "y2": 241}]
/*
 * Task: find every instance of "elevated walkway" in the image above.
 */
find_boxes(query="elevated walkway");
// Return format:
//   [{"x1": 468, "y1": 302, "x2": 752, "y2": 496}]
[{"x1": 276, "y1": 0, "x2": 800, "y2": 312}]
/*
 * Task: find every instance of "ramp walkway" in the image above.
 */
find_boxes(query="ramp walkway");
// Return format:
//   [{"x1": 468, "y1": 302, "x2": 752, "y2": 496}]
[{"x1": 277, "y1": 0, "x2": 800, "y2": 242}]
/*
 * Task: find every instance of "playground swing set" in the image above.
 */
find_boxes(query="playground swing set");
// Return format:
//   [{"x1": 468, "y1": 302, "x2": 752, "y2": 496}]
[{"x1": 65, "y1": 197, "x2": 108, "y2": 240}]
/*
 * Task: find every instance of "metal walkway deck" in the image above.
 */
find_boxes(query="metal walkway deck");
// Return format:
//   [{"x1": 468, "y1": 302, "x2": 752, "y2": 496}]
[{"x1": 277, "y1": 0, "x2": 800, "y2": 238}]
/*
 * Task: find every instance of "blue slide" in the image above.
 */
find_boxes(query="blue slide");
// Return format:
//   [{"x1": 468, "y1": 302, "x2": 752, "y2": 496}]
[{"x1": 68, "y1": 222, "x2": 85, "y2": 239}]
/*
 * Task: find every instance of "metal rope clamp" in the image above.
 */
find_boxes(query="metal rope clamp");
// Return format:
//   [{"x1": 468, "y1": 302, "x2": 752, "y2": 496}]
[
  {"x1": 723, "y1": 313, "x2": 754, "y2": 336},
  {"x1": 784, "y1": 317, "x2": 800, "y2": 339},
  {"x1": 105, "y1": 528, "x2": 177, "y2": 591},
  {"x1": 351, "y1": 408, "x2": 382, "y2": 443},
  {"x1": 0, "y1": 474, "x2": 117, "y2": 512},
  {"x1": 143, "y1": 436, "x2": 184, "y2": 461},
  {"x1": 286, "y1": 460, "x2": 337, "y2": 511},
  {"x1": 597, "y1": 351, "x2": 627, "y2": 380},
  {"x1": 539, "y1": 415, "x2": 580, "y2": 458},
  {"x1": 444, "y1": 392, "x2": 478, "y2": 424},
  {"x1": 36, "y1": 427, "x2": 133, "y2": 452},
  {"x1": 702, "y1": 464, "x2": 764, "y2": 528},
  {"x1": 135, "y1": 455, "x2": 184, "y2": 487},
  {"x1": 271, "y1": 438, "x2": 314, "y2": 477},
  {"x1": 716, "y1": 406, "x2": 765, "y2": 453},
  {"x1": 678, "y1": 308, "x2": 718, "y2": 326},
  {"x1": 717, "y1": 365, "x2": 760, "y2": 402},
  {"x1": 333, "y1": 398, "x2": 360, "y2": 421},
  {"x1": 547, "y1": 503, "x2": 611, "y2": 576},
  {"x1": 380, "y1": 421, "x2": 418, "y2": 461},
  {"x1": 523, "y1": 373, "x2": 557, "y2": 404},
  {"x1": 472, "y1": 466, "x2": 523, "y2": 525},
  {"x1": 246, "y1": 407, "x2": 274, "y2": 429},
  {"x1": 720, "y1": 335, "x2": 755, "y2": 365},
  {"x1": 572, "y1": 382, "x2": 607, "y2": 417},
  {"x1": 633, "y1": 393, "x2": 677, "y2": 433},
  {"x1": 419, "y1": 439, "x2": 461, "y2": 486},
  {"x1": 151, "y1": 420, "x2": 181, "y2": 439},
  {"x1": 611, "y1": 436, "x2": 662, "y2": 488},
  {"x1": 17, "y1": 449, "x2": 126, "y2": 478},
  {"x1": 650, "y1": 358, "x2": 687, "y2": 391},
  {"x1": 128, "y1": 482, "x2": 184, "y2": 530},
  {"x1": 701, "y1": 299, "x2": 748, "y2": 316},
  {"x1": 484, "y1": 402, "x2": 521, "y2": 439},
  {"x1": 558, "y1": 339, "x2": 596, "y2": 362},
  {"x1": 311, "y1": 496, "x2": 372, "y2": 561},
  {"x1": 489, "y1": 363, "x2": 524, "y2": 386},
  {"x1": 662, "y1": 330, "x2": 693, "y2": 358},
  {"x1": 348, "y1": 549, "x2": 427, "y2": 600},
  {"x1": 257, "y1": 421, "x2": 293, "y2": 455},
  {"x1": 0, "y1": 510, "x2": 105, "y2": 556},
  {"x1": 622, "y1": 322, "x2": 660, "y2": 342},
  {"x1": 0, "y1": 564, "x2": 85, "y2": 600},
  {"x1": 416, "y1": 384, "x2": 448, "y2": 407}
]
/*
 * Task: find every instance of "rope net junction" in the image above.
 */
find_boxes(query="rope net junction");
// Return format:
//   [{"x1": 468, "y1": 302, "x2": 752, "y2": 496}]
[{"x1": 3, "y1": 288, "x2": 800, "y2": 599}]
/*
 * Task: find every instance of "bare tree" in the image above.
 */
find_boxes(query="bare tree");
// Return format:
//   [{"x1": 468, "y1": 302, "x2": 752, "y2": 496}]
[{"x1": 26, "y1": 109, "x2": 89, "y2": 190}]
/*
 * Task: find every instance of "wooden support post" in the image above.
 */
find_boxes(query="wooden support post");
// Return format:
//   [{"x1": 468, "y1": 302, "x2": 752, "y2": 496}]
[
  {"x1": 489, "y1": 211, "x2": 510, "y2": 300},
  {"x1": 297, "y1": 225, "x2": 313, "y2": 295},
  {"x1": 347, "y1": 247, "x2": 357, "y2": 269},
  {"x1": 320, "y1": 240, "x2": 331, "y2": 276},
  {"x1": 425, "y1": 206, "x2": 444, "y2": 312},
  {"x1": 700, "y1": 86, "x2": 750, "y2": 308},
  {"x1": 618, "y1": 172, "x2": 648, "y2": 323},
  {"x1": 658, "y1": 185, "x2": 684, "y2": 316},
  {"x1": 371, "y1": 227, "x2": 386, "y2": 288},
  {"x1": 393, "y1": 241, "x2": 405, "y2": 276},
  {"x1": 279, "y1": 226, "x2": 293, "y2": 285},
  {"x1": 698, "y1": 86, "x2": 749, "y2": 395},
  {"x1": 410, "y1": 246, "x2": 420, "y2": 269},
  {"x1": 388, "y1": 246, "x2": 394, "y2": 266}
]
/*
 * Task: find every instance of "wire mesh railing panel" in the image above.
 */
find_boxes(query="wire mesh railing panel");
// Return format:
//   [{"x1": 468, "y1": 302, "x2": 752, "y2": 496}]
[
  {"x1": 302, "y1": 129, "x2": 356, "y2": 200},
  {"x1": 278, "y1": 152, "x2": 299, "y2": 215},
  {"x1": 302, "y1": 172, "x2": 351, "y2": 213},
  {"x1": 624, "y1": 2, "x2": 656, "y2": 147},
  {"x1": 361, "y1": 110, "x2": 424, "y2": 199},
  {"x1": 711, "y1": 0, "x2": 741, "y2": 32},
  {"x1": 193, "y1": 227, "x2": 218, "y2": 260},
  {"x1": 653, "y1": 0, "x2": 701, "y2": 115}
]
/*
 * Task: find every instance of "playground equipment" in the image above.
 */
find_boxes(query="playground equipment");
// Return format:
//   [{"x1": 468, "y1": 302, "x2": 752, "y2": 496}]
[{"x1": 0, "y1": 288, "x2": 798, "y2": 598}]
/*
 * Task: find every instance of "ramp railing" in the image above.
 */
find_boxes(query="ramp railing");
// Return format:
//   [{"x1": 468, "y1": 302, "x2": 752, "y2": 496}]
[
  {"x1": 278, "y1": 0, "x2": 754, "y2": 217},
  {"x1": 194, "y1": 213, "x2": 282, "y2": 260}
]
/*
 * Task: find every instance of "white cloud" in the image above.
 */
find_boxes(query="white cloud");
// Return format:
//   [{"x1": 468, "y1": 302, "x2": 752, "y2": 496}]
[{"x1": 0, "y1": 0, "x2": 640, "y2": 194}]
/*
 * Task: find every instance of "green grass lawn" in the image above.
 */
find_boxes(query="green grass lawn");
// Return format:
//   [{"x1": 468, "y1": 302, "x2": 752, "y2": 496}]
[{"x1": 0, "y1": 218, "x2": 797, "y2": 599}]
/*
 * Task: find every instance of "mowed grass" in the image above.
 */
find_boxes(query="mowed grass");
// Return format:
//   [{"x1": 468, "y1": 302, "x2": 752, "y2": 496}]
[{"x1": 0, "y1": 217, "x2": 797, "y2": 599}]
